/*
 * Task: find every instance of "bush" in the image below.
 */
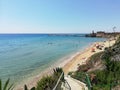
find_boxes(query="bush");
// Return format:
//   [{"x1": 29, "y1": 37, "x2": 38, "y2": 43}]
[
  {"x1": 36, "y1": 76, "x2": 54, "y2": 90},
  {"x1": 71, "y1": 72, "x2": 86, "y2": 83},
  {"x1": 0, "y1": 79, "x2": 14, "y2": 90},
  {"x1": 36, "y1": 68, "x2": 64, "y2": 90}
]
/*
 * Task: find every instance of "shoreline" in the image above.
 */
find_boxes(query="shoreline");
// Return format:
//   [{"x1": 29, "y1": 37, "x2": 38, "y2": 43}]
[
  {"x1": 63, "y1": 43, "x2": 94, "y2": 74},
  {"x1": 16, "y1": 38, "x2": 116, "y2": 90},
  {"x1": 15, "y1": 45, "x2": 89, "y2": 90},
  {"x1": 15, "y1": 43, "x2": 91, "y2": 90},
  {"x1": 63, "y1": 38, "x2": 116, "y2": 74}
]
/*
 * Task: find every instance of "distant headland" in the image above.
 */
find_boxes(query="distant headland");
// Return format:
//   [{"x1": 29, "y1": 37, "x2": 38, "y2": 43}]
[{"x1": 85, "y1": 31, "x2": 120, "y2": 38}]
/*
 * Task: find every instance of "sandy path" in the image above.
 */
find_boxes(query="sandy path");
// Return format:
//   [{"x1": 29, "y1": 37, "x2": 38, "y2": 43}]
[{"x1": 64, "y1": 76, "x2": 83, "y2": 90}]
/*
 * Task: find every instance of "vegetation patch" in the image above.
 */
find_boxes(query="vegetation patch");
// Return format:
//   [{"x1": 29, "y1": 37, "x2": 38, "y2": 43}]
[
  {"x1": 0, "y1": 68, "x2": 64, "y2": 90},
  {"x1": 71, "y1": 36, "x2": 120, "y2": 90}
]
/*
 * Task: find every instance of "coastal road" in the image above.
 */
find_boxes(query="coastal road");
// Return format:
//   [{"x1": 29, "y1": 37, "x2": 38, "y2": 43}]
[{"x1": 62, "y1": 75, "x2": 88, "y2": 90}]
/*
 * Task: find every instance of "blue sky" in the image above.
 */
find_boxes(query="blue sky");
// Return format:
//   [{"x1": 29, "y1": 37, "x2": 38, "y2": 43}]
[{"x1": 0, "y1": 0, "x2": 120, "y2": 33}]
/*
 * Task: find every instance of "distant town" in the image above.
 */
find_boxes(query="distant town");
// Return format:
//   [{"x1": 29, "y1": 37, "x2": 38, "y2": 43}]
[{"x1": 85, "y1": 31, "x2": 120, "y2": 38}]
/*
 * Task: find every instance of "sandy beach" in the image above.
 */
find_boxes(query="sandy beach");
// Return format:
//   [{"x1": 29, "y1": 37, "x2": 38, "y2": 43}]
[
  {"x1": 63, "y1": 39, "x2": 116, "y2": 74},
  {"x1": 16, "y1": 38, "x2": 116, "y2": 90}
]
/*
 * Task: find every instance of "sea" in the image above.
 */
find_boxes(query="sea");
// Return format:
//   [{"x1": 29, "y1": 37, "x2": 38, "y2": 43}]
[{"x1": 0, "y1": 34, "x2": 105, "y2": 86}]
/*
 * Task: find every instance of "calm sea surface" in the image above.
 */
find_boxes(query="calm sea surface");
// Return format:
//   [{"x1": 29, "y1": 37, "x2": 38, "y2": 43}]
[{"x1": 0, "y1": 34, "x2": 105, "y2": 84}]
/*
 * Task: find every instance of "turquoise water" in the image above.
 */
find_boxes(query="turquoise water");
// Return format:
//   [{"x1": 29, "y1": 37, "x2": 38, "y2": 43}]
[{"x1": 0, "y1": 34, "x2": 105, "y2": 84}]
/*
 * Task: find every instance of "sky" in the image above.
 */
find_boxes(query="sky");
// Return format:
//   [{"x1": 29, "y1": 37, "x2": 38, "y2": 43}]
[{"x1": 0, "y1": 0, "x2": 120, "y2": 33}]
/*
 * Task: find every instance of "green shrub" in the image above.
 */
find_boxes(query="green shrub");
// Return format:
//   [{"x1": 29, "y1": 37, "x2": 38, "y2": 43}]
[
  {"x1": 24, "y1": 85, "x2": 35, "y2": 90},
  {"x1": 68, "y1": 71, "x2": 73, "y2": 76},
  {"x1": 36, "y1": 68, "x2": 64, "y2": 90},
  {"x1": 71, "y1": 72, "x2": 86, "y2": 83},
  {"x1": 0, "y1": 79, "x2": 13, "y2": 90},
  {"x1": 36, "y1": 76, "x2": 54, "y2": 90}
]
